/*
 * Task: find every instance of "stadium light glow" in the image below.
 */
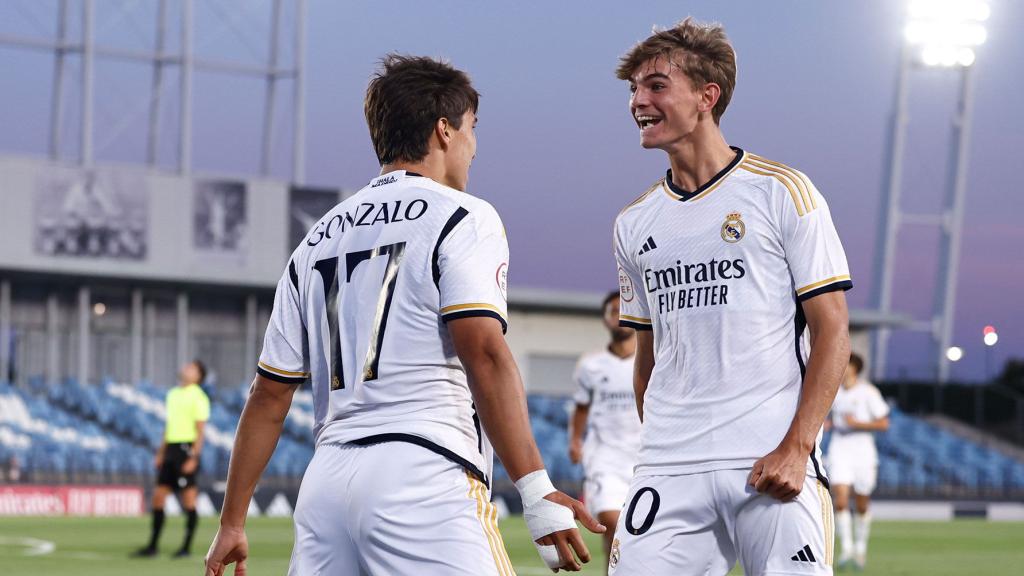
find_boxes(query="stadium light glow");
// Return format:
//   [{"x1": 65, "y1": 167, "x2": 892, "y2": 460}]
[
  {"x1": 92, "y1": 302, "x2": 106, "y2": 316},
  {"x1": 983, "y1": 330, "x2": 998, "y2": 347},
  {"x1": 945, "y1": 346, "x2": 964, "y2": 362},
  {"x1": 905, "y1": 0, "x2": 989, "y2": 67}
]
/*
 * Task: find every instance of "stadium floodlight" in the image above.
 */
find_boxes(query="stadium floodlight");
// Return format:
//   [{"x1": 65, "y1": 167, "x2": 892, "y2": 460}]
[
  {"x1": 945, "y1": 346, "x2": 964, "y2": 362},
  {"x1": 905, "y1": 0, "x2": 989, "y2": 67},
  {"x1": 92, "y1": 302, "x2": 107, "y2": 316},
  {"x1": 983, "y1": 330, "x2": 998, "y2": 347}
]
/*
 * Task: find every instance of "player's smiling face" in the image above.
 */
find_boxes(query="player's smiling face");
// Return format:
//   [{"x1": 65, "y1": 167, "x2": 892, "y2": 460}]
[{"x1": 629, "y1": 56, "x2": 703, "y2": 151}]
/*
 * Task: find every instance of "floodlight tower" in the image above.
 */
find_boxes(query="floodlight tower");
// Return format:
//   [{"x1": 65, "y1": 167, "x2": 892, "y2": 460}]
[{"x1": 872, "y1": 0, "x2": 989, "y2": 383}]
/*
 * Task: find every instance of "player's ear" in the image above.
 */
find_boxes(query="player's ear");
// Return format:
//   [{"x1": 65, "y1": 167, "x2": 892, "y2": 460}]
[
  {"x1": 700, "y1": 82, "x2": 721, "y2": 116},
  {"x1": 435, "y1": 117, "x2": 452, "y2": 150}
]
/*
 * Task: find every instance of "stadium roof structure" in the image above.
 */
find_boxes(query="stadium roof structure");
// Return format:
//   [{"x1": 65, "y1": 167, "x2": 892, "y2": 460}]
[{"x1": 508, "y1": 287, "x2": 912, "y2": 330}]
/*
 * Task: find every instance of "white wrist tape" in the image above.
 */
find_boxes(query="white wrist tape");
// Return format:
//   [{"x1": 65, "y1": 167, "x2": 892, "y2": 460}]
[{"x1": 516, "y1": 470, "x2": 577, "y2": 569}]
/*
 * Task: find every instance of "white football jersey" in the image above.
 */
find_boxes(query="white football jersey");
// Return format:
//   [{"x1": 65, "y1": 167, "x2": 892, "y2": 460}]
[
  {"x1": 828, "y1": 379, "x2": 889, "y2": 465},
  {"x1": 258, "y1": 170, "x2": 509, "y2": 486},
  {"x1": 572, "y1": 350, "x2": 642, "y2": 469},
  {"x1": 614, "y1": 148, "x2": 852, "y2": 481}
]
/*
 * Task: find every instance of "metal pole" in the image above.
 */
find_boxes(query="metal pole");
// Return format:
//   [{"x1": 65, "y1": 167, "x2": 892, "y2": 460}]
[
  {"x1": 871, "y1": 43, "x2": 912, "y2": 381},
  {"x1": 245, "y1": 294, "x2": 258, "y2": 379},
  {"x1": 261, "y1": 0, "x2": 283, "y2": 176},
  {"x1": 147, "y1": 0, "x2": 168, "y2": 165},
  {"x1": 81, "y1": 0, "x2": 95, "y2": 167},
  {"x1": 935, "y1": 66, "x2": 976, "y2": 383},
  {"x1": 50, "y1": 0, "x2": 69, "y2": 160},
  {"x1": 47, "y1": 293, "x2": 60, "y2": 385},
  {"x1": 180, "y1": 0, "x2": 194, "y2": 174},
  {"x1": 176, "y1": 292, "x2": 189, "y2": 370},
  {"x1": 293, "y1": 0, "x2": 307, "y2": 185},
  {"x1": 130, "y1": 288, "x2": 144, "y2": 383},
  {"x1": 77, "y1": 286, "x2": 90, "y2": 385},
  {"x1": 0, "y1": 280, "x2": 10, "y2": 383},
  {"x1": 144, "y1": 301, "x2": 156, "y2": 384}
]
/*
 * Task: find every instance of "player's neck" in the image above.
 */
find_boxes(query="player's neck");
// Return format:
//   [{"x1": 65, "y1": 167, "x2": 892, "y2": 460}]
[
  {"x1": 381, "y1": 156, "x2": 458, "y2": 191},
  {"x1": 665, "y1": 125, "x2": 733, "y2": 192},
  {"x1": 608, "y1": 337, "x2": 636, "y2": 359}
]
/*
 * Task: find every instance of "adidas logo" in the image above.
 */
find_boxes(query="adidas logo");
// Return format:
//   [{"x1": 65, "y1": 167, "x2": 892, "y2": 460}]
[
  {"x1": 790, "y1": 544, "x2": 817, "y2": 563},
  {"x1": 638, "y1": 236, "x2": 658, "y2": 255}
]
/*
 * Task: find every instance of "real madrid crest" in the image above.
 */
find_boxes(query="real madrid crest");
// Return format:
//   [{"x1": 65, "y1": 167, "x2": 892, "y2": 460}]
[
  {"x1": 609, "y1": 538, "x2": 621, "y2": 569},
  {"x1": 721, "y1": 211, "x2": 745, "y2": 243}
]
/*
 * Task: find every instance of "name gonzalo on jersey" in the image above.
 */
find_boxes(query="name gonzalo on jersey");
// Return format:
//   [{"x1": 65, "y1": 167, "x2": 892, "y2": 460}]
[
  {"x1": 307, "y1": 199, "x2": 429, "y2": 246},
  {"x1": 644, "y1": 258, "x2": 746, "y2": 314}
]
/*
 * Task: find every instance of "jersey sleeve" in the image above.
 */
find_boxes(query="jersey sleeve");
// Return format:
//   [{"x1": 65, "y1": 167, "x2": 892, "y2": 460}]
[
  {"x1": 436, "y1": 204, "x2": 509, "y2": 333},
  {"x1": 613, "y1": 217, "x2": 652, "y2": 330},
  {"x1": 572, "y1": 358, "x2": 594, "y2": 406},
  {"x1": 194, "y1": 390, "x2": 211, "y2": 423},
  {"x1": 257, "y1": 258, "x2": 310, "y2": 384},
  {"x1": 776, "y1": 173, "x2": 853, "y2": 301},
  {"x1": 867, "y1": 385, "x2": 890, "y2": 420}
]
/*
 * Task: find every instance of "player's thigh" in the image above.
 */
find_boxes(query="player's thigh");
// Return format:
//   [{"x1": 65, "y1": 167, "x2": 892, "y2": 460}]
[
  {"x1": 354, "y1": 442, "x2": 513, "y2": 576},
  {"x1": 289, "y1": 444, "x2": 361, "y2": 576},
  {"x1": 609, "y1": 474, "x2": 733, "y2": 576},
  {"x1": 829, "y1": 483, "x2": 850, "y2": 510},
  {"x1": 733, "y1": 474, "x2": 833, "y2": 576}
]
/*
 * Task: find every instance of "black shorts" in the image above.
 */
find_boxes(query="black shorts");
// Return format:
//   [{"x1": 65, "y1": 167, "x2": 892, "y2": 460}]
[{"x1": 157, "y1": 443, "x2": 200, "y2": 489}]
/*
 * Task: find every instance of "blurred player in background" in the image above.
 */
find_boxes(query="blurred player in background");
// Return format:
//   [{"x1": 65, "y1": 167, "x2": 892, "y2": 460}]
[
  {"x1": 204, "y1": 55, "x2": 602, "y2": 576},
  {"x1": 569, "y1": 291, "x2": 639, "y2": 573},
  {"x1": 611, "y1": 18, "x2": 851, "y2": 575},
  {"x1": 135, "y1": 360, "x2": 209, "y2": 558},
  {"x1": 827, "y1": 353, "x2": 889, "y2": 571}
]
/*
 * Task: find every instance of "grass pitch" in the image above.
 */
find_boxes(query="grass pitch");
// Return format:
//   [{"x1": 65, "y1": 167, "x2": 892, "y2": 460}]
[{"x1": 0, "y1": 516, "x2": 1021, "y2": 575}]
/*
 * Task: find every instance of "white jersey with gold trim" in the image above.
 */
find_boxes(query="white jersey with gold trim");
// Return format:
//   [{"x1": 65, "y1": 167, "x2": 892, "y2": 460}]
[
  {"x1": 613, "y1": 148, "x2": 852, "y2": 479},
  {"x1": 258, "y1": 170, "x2": 509, "y2": 486},
  {"x1": 828, "y1": 379, "x2": 889, "y2": 465},
  {"x1": 572, "y1": 349, "x2": 642, "y2": 469}
]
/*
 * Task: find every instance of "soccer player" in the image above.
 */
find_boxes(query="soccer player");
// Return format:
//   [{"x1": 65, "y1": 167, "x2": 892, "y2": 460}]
[
  {"x1": 204, "y1": 55, "x2": 602, "y2": 576},
  {"x1": 827, "y1": 353, "x2": 889, "y2": 571},
  {"x1": 568, "y1": 291, "x2": 640, "y2": 573},
  {"x1": 135, "y1": 360, "x2": 210, "y2": 558},
  {"x1": 610, "y1": 19, "x2": 852, "y2": 575}
]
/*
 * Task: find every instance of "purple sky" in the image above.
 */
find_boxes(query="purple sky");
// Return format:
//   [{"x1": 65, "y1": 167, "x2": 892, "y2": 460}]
[{"x1": 0, "y1": 0, "x2": 1020, "y2": 381}]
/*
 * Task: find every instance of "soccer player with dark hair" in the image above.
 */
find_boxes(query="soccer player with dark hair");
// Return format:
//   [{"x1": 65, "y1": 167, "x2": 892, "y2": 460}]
[
  {"x1": 568, "y1": 291, "x2": 639, "y2": 573},
  {"x1": 827, "y1": 352, "x2": 889, "y2": 571},
  {"x1": 204, "y1": 55, "x2": 602, "y2": 576},
  {"x1": 610, "y1": 18, "x2": 852, "y2": 575},
  {"x1": 135, "y1": 360, "x2": 209, "y2": 558}
]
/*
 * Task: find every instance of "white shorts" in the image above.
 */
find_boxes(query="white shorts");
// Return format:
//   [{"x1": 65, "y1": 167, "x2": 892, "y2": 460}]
[
  {"x1": 826, "y1": 456, "x2": 877, "y2": 495},
  {"x1": 609, "y1": 469, "x2": 834, "y2": 576},
  {"x1": 584, "y1": 469, "x2": 633, "y2": 517},
  {"x1": 289, "y1": 441, "x2": 515, "y2": 576}
]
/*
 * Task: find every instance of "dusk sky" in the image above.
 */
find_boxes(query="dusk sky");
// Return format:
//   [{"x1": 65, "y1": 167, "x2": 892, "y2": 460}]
[{"x1": 0, "y1": 0, "x2": 1020, "y2": 381}]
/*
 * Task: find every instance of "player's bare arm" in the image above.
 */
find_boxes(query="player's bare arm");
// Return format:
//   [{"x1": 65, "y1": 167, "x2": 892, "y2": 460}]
[
  {"x1": 568, "y1": 403, "x2": 589, "y2": 464},
  {"x1": 182, "y1": 420, "x2": 205, "y2": 474},
  {"x1": 448, "y1": 316, "x2": 605, "y2": 572},
  {"x1": 844, "y1": 414, "x2": 890, "y2": 432},
  {"x1": 750, "y1": 290, "x2": 850, "y2": 501},
  {"x1": 204, "y1": 375, "x2": 298, "y2": 576},
  {"x1": 632, "y1": 330, "x2": 655, "y2": 422}
]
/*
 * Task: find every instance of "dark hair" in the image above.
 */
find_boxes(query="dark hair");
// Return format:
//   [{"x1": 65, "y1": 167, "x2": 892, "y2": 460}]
[
  {"x1": 616, "y1": 17, "x2": 737, "y2": 124},
  {"x1": 364, "y1": 54, "x2": 479, "y2": 165},
  {"x1": 192, "y1": 360, "x2": 207, "y2": 385},
  {"x1": 602, "y1": 291, "x2": 620, "y2": 312},
  {"x1": 849, "y1": 353, "x2": 864, "y2": 376}
]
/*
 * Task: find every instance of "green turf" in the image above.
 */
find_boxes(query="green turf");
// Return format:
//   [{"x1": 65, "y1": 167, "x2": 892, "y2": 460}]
[{"x1": 0, "y1": 516, "x2": 1021, "y2": 575}]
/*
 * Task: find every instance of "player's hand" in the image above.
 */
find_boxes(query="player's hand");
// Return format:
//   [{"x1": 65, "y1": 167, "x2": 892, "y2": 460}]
[
  {"x1": 154, "y1": 454, "x2": 164, "y2": 470},
  {"x1": 534, "y1": 491, "x2": 606, "y2": 572},
  {"x1": 568, "y1": 439, "x2": 583, "y2": 465},
  {"x1": 182, "y1": 456, "x2": 198, "y2": 474},
  {"x1": 843, "y1": 414, "x2": 861, "y2": 429},
  {"x1": 204, "y1": 525, "x2": 248, "y2": 576},
  {"x1": 748, "y1": 442, "x2": 807, "y2": 502}
]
